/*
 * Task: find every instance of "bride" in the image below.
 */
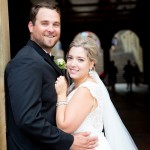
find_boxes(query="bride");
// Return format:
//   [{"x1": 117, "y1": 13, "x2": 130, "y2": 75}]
[{"x1": 55, "y1": 36, "x2": 138, "y2": 150}]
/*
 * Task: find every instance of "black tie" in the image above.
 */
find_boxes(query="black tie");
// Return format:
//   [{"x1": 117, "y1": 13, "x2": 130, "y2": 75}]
[
  {"x1": 50, "y1": 55, "x2": 54, "y2": 61},
  {"x1": 47, "y1": 54, "x2": 54, "y2": 61}
]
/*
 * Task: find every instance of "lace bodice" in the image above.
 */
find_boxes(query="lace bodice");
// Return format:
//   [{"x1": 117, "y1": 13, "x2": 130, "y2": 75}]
[{"x1": 67, "y1": 81, "x2": 104, "y2": 136}]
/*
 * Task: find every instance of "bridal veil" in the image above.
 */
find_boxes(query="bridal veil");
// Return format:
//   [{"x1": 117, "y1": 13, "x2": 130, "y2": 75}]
[{"x1": 91, "y1": 70, "x2": 138, "y2": 150}]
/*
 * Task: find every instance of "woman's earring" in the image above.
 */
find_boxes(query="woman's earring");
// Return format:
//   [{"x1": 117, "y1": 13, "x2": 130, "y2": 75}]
[{"x1": 89, "y1": 69, "x2": 93, "y2": 77}]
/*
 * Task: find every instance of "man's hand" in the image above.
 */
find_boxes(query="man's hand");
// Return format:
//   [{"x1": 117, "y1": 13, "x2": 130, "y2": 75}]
[{"x1": 70, "y1": 132, "x2": 98, "y2": 150}]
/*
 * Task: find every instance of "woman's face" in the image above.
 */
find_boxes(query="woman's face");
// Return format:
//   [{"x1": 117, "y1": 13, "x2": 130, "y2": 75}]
[{"x1": 66, "y1": 46, "x2": 93, "y2": 81}]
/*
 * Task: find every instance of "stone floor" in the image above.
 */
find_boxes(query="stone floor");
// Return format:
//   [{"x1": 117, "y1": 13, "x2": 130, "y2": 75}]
[{"x1": 108, "y1": 83, "x2": 150, "y2": 150}]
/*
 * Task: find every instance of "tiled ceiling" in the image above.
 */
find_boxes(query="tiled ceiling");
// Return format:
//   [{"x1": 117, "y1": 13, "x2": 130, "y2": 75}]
[{"x1": 59, "y1": 0, "x2": 139, "y2": 22}]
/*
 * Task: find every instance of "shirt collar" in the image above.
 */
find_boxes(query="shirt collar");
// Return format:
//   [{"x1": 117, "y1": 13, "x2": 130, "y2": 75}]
[{"x1": 43, "y1": 49, "x2": 52, "y2": 56}]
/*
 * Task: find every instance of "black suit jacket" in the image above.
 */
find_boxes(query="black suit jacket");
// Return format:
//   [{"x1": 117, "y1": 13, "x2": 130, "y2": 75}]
[{"x1": 5, "y1": 40, "x2": 73, "y2": 150}]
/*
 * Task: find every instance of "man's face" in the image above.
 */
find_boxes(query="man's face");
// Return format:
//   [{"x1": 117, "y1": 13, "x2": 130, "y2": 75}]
[{"x1": 28, "y1": 8, "x2": 61, "y2": 53}]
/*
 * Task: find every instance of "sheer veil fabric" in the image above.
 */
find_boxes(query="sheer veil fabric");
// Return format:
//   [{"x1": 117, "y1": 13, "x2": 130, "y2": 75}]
[{"x1": 90, "y1": 70, "x2": 138, "y2": 150}]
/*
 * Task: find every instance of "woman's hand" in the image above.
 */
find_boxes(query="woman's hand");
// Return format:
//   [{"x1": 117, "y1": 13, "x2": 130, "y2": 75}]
[{"x1": 55, "y1": 76, "x2": 68, "y2": 100}]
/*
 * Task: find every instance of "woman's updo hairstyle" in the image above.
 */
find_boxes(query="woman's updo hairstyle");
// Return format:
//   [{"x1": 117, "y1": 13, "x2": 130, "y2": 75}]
[{"x1": 68, "y1": 36, "x2": 99, "y2": 65}]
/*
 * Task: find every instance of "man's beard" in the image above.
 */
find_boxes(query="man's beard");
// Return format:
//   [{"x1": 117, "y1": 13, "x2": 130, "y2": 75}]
[{"x1": 41, "y1": 39, "x2": 58, "y2": 50}]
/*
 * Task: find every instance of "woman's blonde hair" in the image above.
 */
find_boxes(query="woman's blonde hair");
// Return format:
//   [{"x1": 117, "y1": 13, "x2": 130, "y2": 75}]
[{"x1": 67, "y1": 36, "x2": 99, "y2": 65}]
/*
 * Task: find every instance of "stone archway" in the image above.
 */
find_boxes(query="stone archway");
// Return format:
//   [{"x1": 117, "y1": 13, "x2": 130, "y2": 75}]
[{"x1": 110, "y1": 30, "x2": 143, "y2": 83}]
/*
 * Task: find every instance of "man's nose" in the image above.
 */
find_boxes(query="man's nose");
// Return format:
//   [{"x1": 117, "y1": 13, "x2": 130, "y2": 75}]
[{"x1": 47, "y1": 25, "x2": 54, "y2": 32}]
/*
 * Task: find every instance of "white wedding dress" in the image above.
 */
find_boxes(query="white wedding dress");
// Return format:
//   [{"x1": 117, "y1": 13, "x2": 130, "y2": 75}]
[
  {"x1": 67, "y1": 81, "x2": 112, "y2": 150},
  {"x1": 67, "y1": 71, "x2": 138, "y2": 150}
]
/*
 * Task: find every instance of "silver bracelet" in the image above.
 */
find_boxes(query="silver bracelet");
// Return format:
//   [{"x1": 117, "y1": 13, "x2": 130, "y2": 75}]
[{"x1": 56, "y1": 101, "x2": 68, "y2": 107}]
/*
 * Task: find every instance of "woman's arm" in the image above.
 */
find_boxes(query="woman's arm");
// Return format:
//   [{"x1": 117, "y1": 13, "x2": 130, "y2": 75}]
[{"x1": 55, "y1": 76, "x2": 97, "y2": 133}]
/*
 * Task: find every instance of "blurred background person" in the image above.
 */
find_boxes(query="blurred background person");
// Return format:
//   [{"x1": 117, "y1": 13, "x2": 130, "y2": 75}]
[
  {"x1": 107, "y1": 60, "x2": 118, "y2": 93},
  {"x1": 123, "y1": 60, "x2": 135, "y2": 92},
  {"x1": 133, "y1": 62, "x2": 141, "y2": 86}
]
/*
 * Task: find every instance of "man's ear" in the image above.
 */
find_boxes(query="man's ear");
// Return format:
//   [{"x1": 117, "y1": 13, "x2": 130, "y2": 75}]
[{"x1": 28, "y1": 21, "x2": 33, "y2": 33}]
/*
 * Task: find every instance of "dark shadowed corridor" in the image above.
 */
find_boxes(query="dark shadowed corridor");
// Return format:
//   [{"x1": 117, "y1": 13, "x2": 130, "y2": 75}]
[{"x1": 109, "y1": 83, "x2": 150, "y2": 150}]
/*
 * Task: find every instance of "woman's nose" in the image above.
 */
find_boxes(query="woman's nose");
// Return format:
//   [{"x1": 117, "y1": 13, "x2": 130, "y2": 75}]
[{"x1": 70, "y1": 60, "x2": 77, "y2": 66}]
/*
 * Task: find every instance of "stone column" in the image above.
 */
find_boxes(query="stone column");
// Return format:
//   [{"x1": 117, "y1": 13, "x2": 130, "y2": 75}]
[{"x1": 0, "y1": 0, "x2": 10, "y2": 149}]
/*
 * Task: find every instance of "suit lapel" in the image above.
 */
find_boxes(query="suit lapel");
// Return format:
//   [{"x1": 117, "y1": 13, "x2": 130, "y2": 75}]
[{"x1": 27, "y1": 40, "x2": 62, "y2": 75}]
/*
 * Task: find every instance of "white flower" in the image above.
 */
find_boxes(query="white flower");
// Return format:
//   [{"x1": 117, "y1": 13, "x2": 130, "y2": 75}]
[{"x1": 54, "y1": 58, "x2": 66, "y2": 69}]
